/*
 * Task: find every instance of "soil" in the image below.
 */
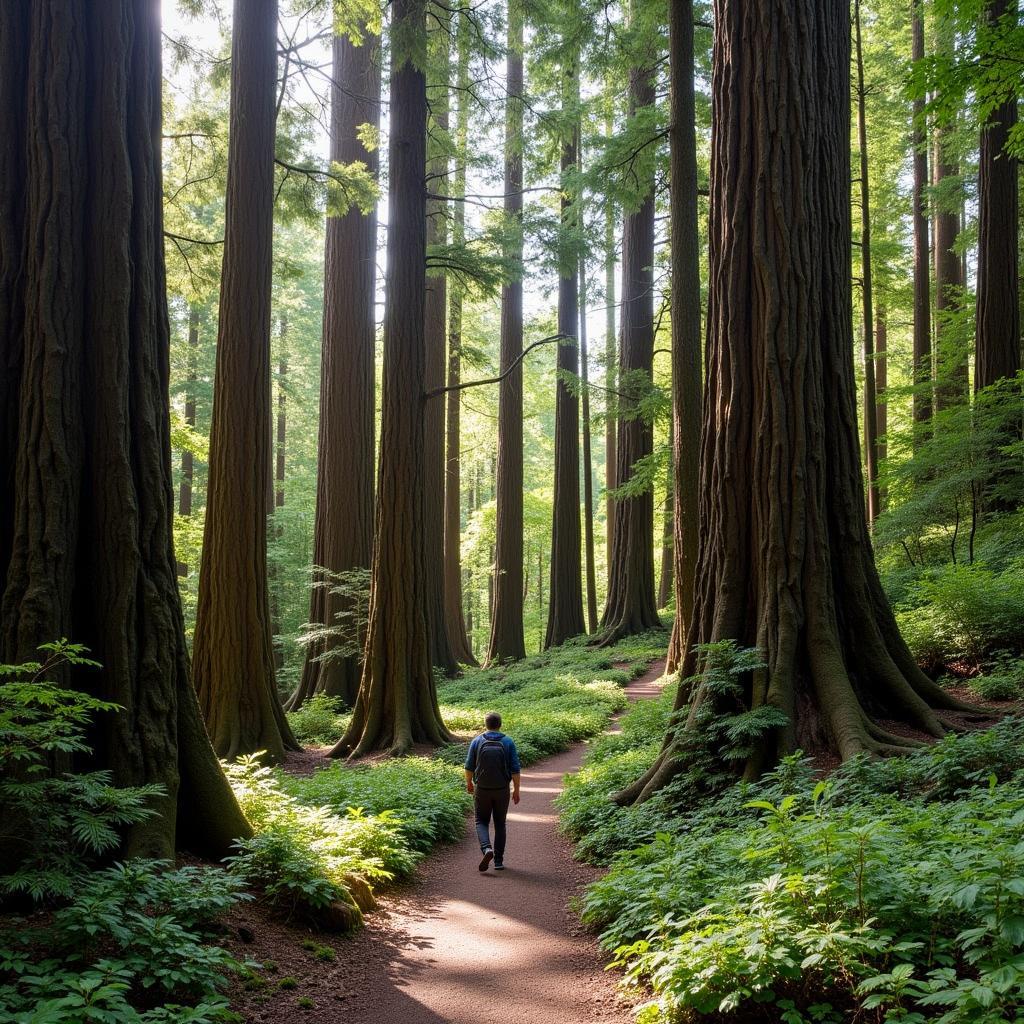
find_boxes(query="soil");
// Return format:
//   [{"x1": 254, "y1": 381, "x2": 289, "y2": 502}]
[{"x1": 226, "y1": 660, "x2": 667, "y2": 1024}]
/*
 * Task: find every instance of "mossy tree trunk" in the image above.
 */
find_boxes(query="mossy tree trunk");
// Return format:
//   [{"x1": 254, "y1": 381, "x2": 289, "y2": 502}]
[
  {"x1": 331, "y1": 0, "x2": 453, "y2": 758},
  {"x1": 619, "y1": 0, "x2": 973, "y2": 805},
  {"x1": 487, "y1": 0, "x2": 528, "y2": 665},
  {"x1": 0, "y1": 0, "x2": 249, "y2": 857},
  {"x1": 289, "y1": 26, "x2": 380, "y2": 712},
  {"x1": 192, "y1": 0, "x2": 299, "y2": 762}
]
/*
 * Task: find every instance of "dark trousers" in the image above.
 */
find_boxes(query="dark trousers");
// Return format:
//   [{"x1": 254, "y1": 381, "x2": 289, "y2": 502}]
[{"x1": 474, "y1": 787, "x2": 510, "y2": 859}]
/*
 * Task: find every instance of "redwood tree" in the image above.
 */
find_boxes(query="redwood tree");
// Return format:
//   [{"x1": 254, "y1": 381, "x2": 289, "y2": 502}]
[
  {"x1": 975, "y1": 0, "x2": 1020, "y2": 393},
  {"x1": 665, "y1": 0, "x2": 702, "y2": 675},
  {"x1": 486, "y1": 0, "x2": 528, "y2": 664},
  {"x1": 911, "y1": 1, "x2": 932, "y2": 433},
  {"x1": 192, "y1": 0, "x2": 299, "y2": 761},
  {"x1": 331, "y1": 0, "x2": 453, "y2": 757},
  {"x1": 619, "y1": 0, "x2": 971, "y2": 804},
  {"x1": 600, "y1": 54, "x2": 660, "y2": 644},
  {"x1": 544, "y1": 52, "x2": 586, "y2": 651},
  {"x1": 289, "y1": 25, "x2": 380, "y2": 710},
  {"x1": 0, "y1": 0, "x2": 248, "y2": 856}
]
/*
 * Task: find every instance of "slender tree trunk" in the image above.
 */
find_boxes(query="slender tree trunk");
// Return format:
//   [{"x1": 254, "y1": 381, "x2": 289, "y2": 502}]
[
  {"x1": 618, "y1": 0, "x2": 972, "y2": 806},
  {"x1": 544, "y1": 47, "x2": 586, "y2": 650},
  {"x1": 855, "y1": 0, "x2": 880, "y2": 526},
  {"x1": 657, "y1": 417, "x2": 674, "y2": 610},
  {"x1": 975, "y1": 0, "x2": 1020, "y2": 392},
  {"x1": 269, "y1": 316, "x2": 287, "y2": 671},
  {"x1": 487, "y1": 0, "x2": 528, "y2": 664},
  {"x1": 0, "y1": 0, "x2": 249, "y2": 855},
  {"x1": 911, "y1": 1, "x2": 932, "y2": 435},
  {"x1": 192, "y1": 0, "x2": 298, "y2": 761},
  {"x1": 665, "y1": 0, "x2": 702, "y2": 674},
  {"x1": 423, "y1": 17, "x2": 459, "y2": 677},
  {"x1": 932, "y1": 15, "x2": 966, "y2": 411},
  {"x1": 177, "y1": 306, "x2": 199, "y2": 577},
  {"x1": 332, "y1": 0, "x2": 453, "y2": 757},
  {"x1": 443, "y1": 9, "x2": 477, "y2": 666},
  {"x1": 600, "y1": 53, "x2": 660, "y2": 644},
  {"x1": 876, "y1": 304, "x2": 888, "y2": 510},
  {"x1": 290, "y1": 26, "x2": 379, "y2": 711},
  {"x1": 580, "y1": 256, "x2": 599, "y2": 634},
  {"x1": 604, "y1": 96, "x2": 618, "y2": 568}
]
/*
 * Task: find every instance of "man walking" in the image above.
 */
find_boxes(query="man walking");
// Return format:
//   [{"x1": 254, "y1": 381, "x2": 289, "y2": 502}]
[{"x1": 464, "y1": 712, "x2": 521, "y2": 872}]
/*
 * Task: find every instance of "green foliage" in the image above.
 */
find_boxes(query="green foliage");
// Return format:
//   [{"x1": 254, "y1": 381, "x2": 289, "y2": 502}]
[
  {"x1": 285, "y1": 694, "x2": 348, "y2": 746},
  {"x1": 969, "y1": 655, "x2": 1024, "y2": 703},
  {"x1": 565, "y1": 688, "x2": 1024, "y2": 1022}
]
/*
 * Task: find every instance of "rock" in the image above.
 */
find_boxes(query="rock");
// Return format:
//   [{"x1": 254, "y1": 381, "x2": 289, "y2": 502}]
[
  {"x1": 309, "y1": 897, "x2": 363, "y2": 933},
  {"x1": 237, "y1": 925, "x2": 256, "y2": 943}
]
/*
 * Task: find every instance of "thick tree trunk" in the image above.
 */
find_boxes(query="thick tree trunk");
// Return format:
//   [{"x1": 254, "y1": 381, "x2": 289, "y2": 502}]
[
  {"x1": 580, "y1": 256, "x2": 600, "y2": 634},
  {"x1": 600, "y1": 59, "x2": 660, "y2": 644},
  {"x1": 975, "y1": 0, "x2": 1020, "y2": 392},
  {"x1": 855, "y1": 0, "x2": 880, "y2": 527},
  {"x1": 666, "y1": 0, "x2": 702, "y2": 675},
  {"x1": 911, "y1": 2, "x2": 932, "y2": 434},
  {"x1": 618, "y1": 0, "x2": 972, "y2": 805},
  {"x1": 444, "y1": 10, "x2": 477, "y2": 667},
  {"x1": 544, "y1": 56, "x2": 586, "y2": 650},
  {"x1": 192, "y1": 0, "x2": 299, "y2": 761},
  {"x1": 289, "y1": 27, "x2": 379, "y2": 711},
  {"x1": 487, "y1": 0, "x2": 528, "y2": 664},
  {"x1": 331, "y1": 0, "x2": 453, "y2": 757},
  {"x1": 423, "y1": 18, "x2": 459, "y2": 677},
  {"x1": 0, "y1": 0, "x2": 248, "y2": 856}
]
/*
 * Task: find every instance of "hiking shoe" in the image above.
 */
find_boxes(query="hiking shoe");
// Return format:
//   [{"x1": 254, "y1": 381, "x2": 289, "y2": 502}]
[
  {"x1": 478, "y1": 848, "x2": 494, "y2": 871},
  {"x1": 494, "y1": 861, "x2": 505, "y2": 871}
]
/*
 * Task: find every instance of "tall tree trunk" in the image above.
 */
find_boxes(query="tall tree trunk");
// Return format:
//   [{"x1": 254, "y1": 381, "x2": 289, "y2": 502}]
[
  {"x1": 0, "y1": 0, "x2": 249, "y2": 855},
  {"x1": 580, "y1": 256, "x2": 599, "y2": 634},
  {"x1": 975, "y1": 0, "x2": 1020, "y2": 392},
  {"x1": 269, "y1": 315, "x2": 287, "y2": 672},
  {"x1": 192, "y1": 0, "x2": 298, "y2": 762},
  {"x1": 444, "y1": 8, "x2": 477, "y2": 666},
  {"x1": 665, "y1": 0, "x2": 702, "y2": 675},
  {"x1": 177, "y1": 305, "x2": 199, "y2": 577},
  {"x1": 618, "y1": 0, "x2": 971, "y2": 806},
  {"x1": 486, "y1": 0, "x2": 528, "y2": 664},
  {"x1": 289, "y1": 25, "x2": 379, "y2": 711},
  {"x1": 855, "y1": 0, "x2": 880, "y2": 526},
  {"x1": 876, "y1": 304, "x2": 888, "y2": 510},
  {"x1": 911, "y1": 2, "x2": 933, "y2": 435},
  {"x1": 604, "y1": 95, "x2": 618, "y2": 569},
  {"x1": 932, "y1": 15, "x2": 966, "y2": 411},
  {"x1": 600, "y1": 54, "x2": 660, "y2": 644},
  {"x1": 423, "y1": 17, "x2": 459, "y2": 677},
  {"x1": 544, "y1": 48, "x2": 586, "y2": 650},
  {"x1": 331, "y1": 0, "x2": 453, "y2": 757}
]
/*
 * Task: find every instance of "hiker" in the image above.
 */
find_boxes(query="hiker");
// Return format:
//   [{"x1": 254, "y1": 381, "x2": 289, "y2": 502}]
[{"x1": 464, "y1": 712, "x2": 521, "y2": 872}]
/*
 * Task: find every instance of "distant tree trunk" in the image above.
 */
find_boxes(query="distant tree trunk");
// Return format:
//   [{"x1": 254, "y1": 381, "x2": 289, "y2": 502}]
[
  {"x1": 423, "y1": 18, "x2": 459, "y2": 677},
  {"x1": 975, "y1": 0, "x2": 1020, "y2": 392},
  {"x1": 444, "y1": 10, "x2": 477, "y2": 667},
  {"x1": 932, "y1": 16, "x2": 966, "y2": 411},
  {"x1": 269, "y1": 315, "x2": 287, "y2": 671},
  {"x1": 604, "y1": 97, "x2": 618, "y2": 567},
  {"x1": 544, "y1": 51, "x2": 586, "y2": 650},
  {"x1": 580, "y1": 256, "x2": 599, "y2": 634},
  {"x1": 855, "y1": 0, "x2": 880, "y2": 526},
  {"x1": 192, "y1": 0, "x2": 298, "y2": 761},
  {"x1": 0, "y1": 0, "x2": 249, "y2": 856},
  {"x1": 911, "y1": 1, "x2": 932, "y2": 436},
  {"x1": 289, "y1": 26, "x2": 379, "y2": 711},
  {"x1": 177, "y1": 306, "x2": 199, "y2": 577},
  {"x1": 665, "y1": 0, "x2": 702, "y2": 675},
  {"x1": 331, "y1": 0, "x2": 453, "y2": 757},
  {"x1": 876, "y1": 305, "x2": 888, "y2": 509},
  {"x1": 657, "y1": 418, "x2": 674, "y2": 611},
  {"x1": 618, "y1": 0, "x2": 971, "y2": 805},
  {"x1": 487, "y1": 0, "x2": 528, "y2": 664},
  {"x1": 600, "y1": 55, "x2": 660, "y2": 644}
]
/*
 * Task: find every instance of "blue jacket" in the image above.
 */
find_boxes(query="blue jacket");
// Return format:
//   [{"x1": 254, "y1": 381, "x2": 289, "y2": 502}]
[{"x1": 464, "y1": 731, "x2": 521, "y2": 780}]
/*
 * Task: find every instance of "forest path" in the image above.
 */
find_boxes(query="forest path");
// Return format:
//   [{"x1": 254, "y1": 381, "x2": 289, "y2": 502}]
[{"x1": 303, "y1": 659, "x2": 666, "y2": 1024}]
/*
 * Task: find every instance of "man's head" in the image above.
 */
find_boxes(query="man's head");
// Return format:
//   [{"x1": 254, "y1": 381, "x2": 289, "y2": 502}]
[{"x1": 484, "y1": 711, "x2": 502, "y2": 731}]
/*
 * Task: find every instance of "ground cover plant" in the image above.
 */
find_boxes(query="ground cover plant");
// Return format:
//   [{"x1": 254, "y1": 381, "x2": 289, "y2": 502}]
[{"x1": 562, "y1": 657, "x2": 1024, "y2": 1023}]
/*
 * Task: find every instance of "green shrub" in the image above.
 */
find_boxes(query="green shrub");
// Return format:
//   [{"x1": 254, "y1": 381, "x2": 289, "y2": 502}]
[
  {"x1": 285, "y1": 694, "x2": 348, "y2": 746},
  {"x1": 970, "y1": 654, "x2": 1024, "y2": 702}
]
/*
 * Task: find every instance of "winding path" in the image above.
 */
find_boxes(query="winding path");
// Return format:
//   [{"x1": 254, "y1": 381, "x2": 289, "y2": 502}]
[{"x1": 239, "y1": 660, "x2": 665, "y2": 1024}]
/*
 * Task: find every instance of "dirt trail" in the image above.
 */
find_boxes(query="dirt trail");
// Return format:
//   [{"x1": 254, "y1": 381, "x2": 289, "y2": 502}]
[{"x1": 250, "y1": 659, "x2": 665, "y2": 1024}]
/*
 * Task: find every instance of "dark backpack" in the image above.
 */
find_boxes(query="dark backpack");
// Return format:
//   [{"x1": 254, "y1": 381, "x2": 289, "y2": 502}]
[{"x1": 473, "y1": 735, "x2": 509, "y2": 789}]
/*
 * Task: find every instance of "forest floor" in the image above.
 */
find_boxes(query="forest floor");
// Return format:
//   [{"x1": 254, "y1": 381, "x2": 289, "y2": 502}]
[{"x1": 226, "y1": 661, "x2": 666, "y2": 1024}]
